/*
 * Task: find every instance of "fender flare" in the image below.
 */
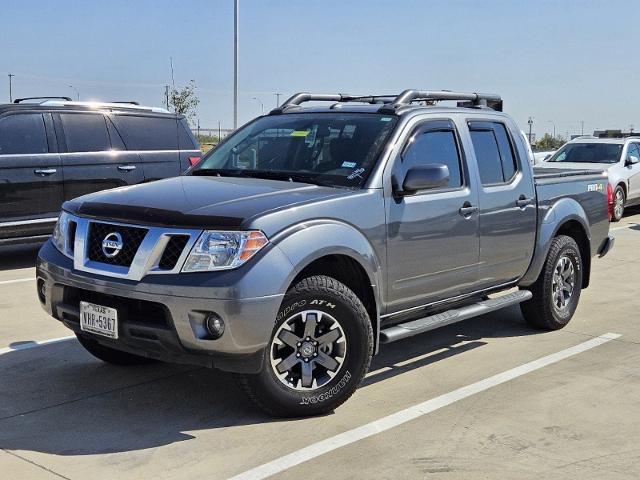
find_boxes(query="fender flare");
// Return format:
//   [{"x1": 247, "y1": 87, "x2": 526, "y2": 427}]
[
  {"x1": 271, "y1": 219, "x2": 384, "y2": 349},
  {"x1": 519, "y1": 197, "x2": 591, "y2": 287}
]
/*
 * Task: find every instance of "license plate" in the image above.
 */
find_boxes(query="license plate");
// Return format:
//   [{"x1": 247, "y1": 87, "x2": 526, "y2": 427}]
[{"x1": 80, "y1": 301, "x2": 118, "y2": 339}]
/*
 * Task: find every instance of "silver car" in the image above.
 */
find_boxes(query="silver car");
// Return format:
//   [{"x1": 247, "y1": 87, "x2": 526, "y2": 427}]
[{"x1": 540, "y1": 136, "x2": 640, "y2": 220}]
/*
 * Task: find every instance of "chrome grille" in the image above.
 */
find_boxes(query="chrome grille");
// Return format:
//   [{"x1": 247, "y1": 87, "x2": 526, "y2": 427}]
[
  {"x1": 87, "y1": 222, "x2": 148, "y2": 267},
  {"x1": 158, "y1": 235, "x2": 190, "y2": 270}
]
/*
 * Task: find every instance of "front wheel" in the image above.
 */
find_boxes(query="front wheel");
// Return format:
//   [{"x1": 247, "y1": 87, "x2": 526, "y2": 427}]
[
  {"x1": 520, "y1": 235, "x2": 583, "y2": 330},
  {"x1": 235, "y1": 275, "x2": 373, "y2": 417},
  {"x1": 612, "y1": 185, "x2": 625, "y2": 222}
]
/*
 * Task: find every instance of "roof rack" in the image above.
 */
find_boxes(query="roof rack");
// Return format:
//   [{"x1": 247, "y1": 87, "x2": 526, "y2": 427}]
[
  {"x1": 38, "y1": 100, "x2": 170, "y2": 114},
  {"x1": 13, "y1": 96, "x2": 72, "y2": 103},
  {"x1": 111, "y1": 101, "x2": 140, "y2": 105},
  {"x1": 270, "y1": 89, "x2": 503, "y2": 115}
]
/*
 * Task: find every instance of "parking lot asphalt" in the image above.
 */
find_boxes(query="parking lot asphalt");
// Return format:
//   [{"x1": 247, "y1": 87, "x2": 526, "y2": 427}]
[{"x1": 1, "y1": 208, "x2": 640, "y2": 480}]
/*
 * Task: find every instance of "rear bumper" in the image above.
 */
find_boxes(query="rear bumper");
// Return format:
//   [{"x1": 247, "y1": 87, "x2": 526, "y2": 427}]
[
  {"x1": 598, "y1": 234, "x2": 615, "y2": 258},
  {"x1": 36, "y1": 241, "x2": 285, "y2": 373}
]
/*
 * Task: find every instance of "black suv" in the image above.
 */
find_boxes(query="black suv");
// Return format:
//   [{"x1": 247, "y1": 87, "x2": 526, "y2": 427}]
[{"x1": 0, "y1": 97, "x2": 201, "y2": 245}]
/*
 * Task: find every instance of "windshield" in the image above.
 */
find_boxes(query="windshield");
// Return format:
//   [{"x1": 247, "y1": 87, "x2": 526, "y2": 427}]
[
  {"x1": 547, "y1": 143, "x2": 623, "y2": 164},
  {"x1": 192, "y1": 113, "x2": 398, "y2": 188}
]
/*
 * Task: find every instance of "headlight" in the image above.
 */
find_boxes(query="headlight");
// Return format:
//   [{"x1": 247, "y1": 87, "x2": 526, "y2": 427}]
[
  {"x1": 52, "y1": 212, "x2": 70, "y2": 255},
  {"x1": 182, "y1": 230, "x2": 268, "y2": 272}
]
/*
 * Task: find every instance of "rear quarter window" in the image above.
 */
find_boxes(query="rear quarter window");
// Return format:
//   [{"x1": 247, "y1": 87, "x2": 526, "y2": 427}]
[{"x1": 112, "y1": 115, "x2": 181, "y2": 150}]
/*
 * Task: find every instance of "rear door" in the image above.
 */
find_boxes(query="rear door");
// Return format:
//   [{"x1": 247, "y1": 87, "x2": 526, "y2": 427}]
[
  {"x1": 0, "y1": 112, "x2": 63, "y2": 239},
  {"x1": 111, "y1": 114, "x2": 186, "y2": 181},
  {"x1": 57, "y1": 112, "x2": 144, "y2": 200},
  {"x1": 469, "y1": 120, "x2": 537, "y2": 288}
]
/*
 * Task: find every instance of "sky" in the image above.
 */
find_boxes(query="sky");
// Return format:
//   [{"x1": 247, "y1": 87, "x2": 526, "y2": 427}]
[{"x1": 2, "y1": 0, "x2": 639, "y2": 139}]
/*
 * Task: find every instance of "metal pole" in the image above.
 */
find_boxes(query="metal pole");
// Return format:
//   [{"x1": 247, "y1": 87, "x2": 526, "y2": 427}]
[
  {"x1": 68, "y1": 85, "x2": 79, "y2": 101},
  {"x1": 8, "y1": 73, "x2": 14, "y2": 102},
  {"x1": 527, "y1": 117, "x2": 533, "y2": 145},
  {"x1": 233, "y1": 0, "x2": 239, "y2": 129},
  {"x1": 165, "y1": 85, "x2": 170, "y2": 110},
  {"x1": 581, "y1": 120, "x2": 584, "y2": 135},
  {"x1": 275, "y1": 92, "x2": 282, "y2": 107},
  {"x1": 252, "y1": 97, "x2": 263, "y2": 115},
  {"x1": 218, "y1": 121, "x2": 221, "y2": 141},
  {"x1": 548, "y1": 120, "x2": 556, "y2": 138}
]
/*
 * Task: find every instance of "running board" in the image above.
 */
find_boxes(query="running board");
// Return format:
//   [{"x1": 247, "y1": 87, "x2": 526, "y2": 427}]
[{"x1": 379, "y1": 290, "x2": 532, "y2": 344}]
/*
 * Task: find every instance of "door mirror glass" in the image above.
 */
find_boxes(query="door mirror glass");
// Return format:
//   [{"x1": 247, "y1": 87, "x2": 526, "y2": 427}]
[
  {"x1": 401, "y1": 164, "x2": 450, "y2": 194},
  {"x1": 626, "y1": 155, "x2": 639, "y2": 166}
]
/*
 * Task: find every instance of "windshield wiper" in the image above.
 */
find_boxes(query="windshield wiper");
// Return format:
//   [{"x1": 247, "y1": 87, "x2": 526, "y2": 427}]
[{"x1": 191, "y1": 168, "x2": 334, "y2": 187}]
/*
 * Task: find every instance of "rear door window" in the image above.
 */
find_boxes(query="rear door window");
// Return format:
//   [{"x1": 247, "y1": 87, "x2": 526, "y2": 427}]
[
  {"x1": 0, "y1": 113, "x2": 48, "y2": 155},
  {"x1": 111, "y1": 115, "x2": 180, "y2": 150},
  {"x1": 61, "y1": 113, "x2": 111, "y2": 152},
  {"x1": 469, "y1": 121, "x2": 519, "y2": 185}
]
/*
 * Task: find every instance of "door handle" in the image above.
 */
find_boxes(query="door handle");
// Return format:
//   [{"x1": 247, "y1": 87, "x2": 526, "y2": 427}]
[
  {"x1": 34, "y1": 168, "x2": 57, "y2": 176},
  {"x1": 459, "y1": 203, "x2": 478, "y2": 217},
  {"x1": 516, "y1": 195, "x2": 533, "y2": 208},
  {"x1": 117, "y1": 165, "x2": 137, "y2": 172}
]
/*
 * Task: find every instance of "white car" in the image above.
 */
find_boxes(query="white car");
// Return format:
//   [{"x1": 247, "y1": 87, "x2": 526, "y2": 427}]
[{"x1": 539, "y1": 136, "x2": 640, "y2": 221}]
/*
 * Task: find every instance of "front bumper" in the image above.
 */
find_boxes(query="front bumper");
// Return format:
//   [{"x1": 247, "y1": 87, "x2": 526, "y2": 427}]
[{"x1": 36, "y1": 241, "x2": 287, "y2": 373}]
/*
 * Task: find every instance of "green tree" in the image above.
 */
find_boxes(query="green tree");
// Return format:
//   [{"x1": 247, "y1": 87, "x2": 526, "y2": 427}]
[
  {"x1": 167, "y1": 80, "x2": 199, "y2": 125},
  {"x1": 534, "y1": 133, "x2": 566, "y2": 151}
]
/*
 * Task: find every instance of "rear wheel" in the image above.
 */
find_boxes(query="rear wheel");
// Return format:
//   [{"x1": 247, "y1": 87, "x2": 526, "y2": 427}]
[
  {"x1": 76, "y1": 334, "x2": 156, "y2": 365},
  {"x1": 235, "y1": 275, "x2": 373, "y2": 417},
  {"x1": 612, "y1": 185, "x2": 625, "y2": 222},
  {"x1": 520, "y1": 235, "x2": 583, "y2": 330}
]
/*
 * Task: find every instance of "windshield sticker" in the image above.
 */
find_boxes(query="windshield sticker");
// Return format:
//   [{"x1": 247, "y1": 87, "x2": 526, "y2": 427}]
[
  {"x1": 347, "y1": 168, "x2": 365, "y2": 180},
  {"x1": 380, "y1": 117, "x2": 393, "y2": 122},
  {"x1": 290, "y1": 130, "x2": 311, "y2": 137},
  {"x1": 341, "y1": 161, "x2": 357, "y2": 168}
]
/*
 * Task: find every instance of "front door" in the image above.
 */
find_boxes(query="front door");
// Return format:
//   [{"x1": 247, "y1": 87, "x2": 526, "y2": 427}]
[
  {"x1": 385, "y1": 119, "x2": 480, "y2": 313},
  {"x1": 468, "y1": 121, "x2": 537, "y2": 288},
  {"x1": 625, "y1": 142, "x2": 640, "y2": 201},
  {"x1": 0, "y1": 112, "x2": 63, "y2": 239}
]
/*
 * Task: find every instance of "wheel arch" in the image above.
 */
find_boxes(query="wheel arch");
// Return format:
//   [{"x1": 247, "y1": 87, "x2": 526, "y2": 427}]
[
  {"x1": 272, "y1": 221, "x2": 383, "y2": 353},
  {"x1": 520, "y1": 198, "x2": 592, "y2": 288}
]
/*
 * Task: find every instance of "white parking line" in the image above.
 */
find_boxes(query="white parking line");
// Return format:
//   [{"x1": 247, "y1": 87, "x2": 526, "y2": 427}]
[
  {"x1": 0, "y1": 336, "x2": 76, "y2": 356},
  {"x1": 228, "y1": 332, "x2": 621, "y2": 480},
  {"x1": 610, "y1": 223, "x2": 639, "y2": 231},
  {"x1": 0, "y1": 277, "x2": 35, "y2": 286}
]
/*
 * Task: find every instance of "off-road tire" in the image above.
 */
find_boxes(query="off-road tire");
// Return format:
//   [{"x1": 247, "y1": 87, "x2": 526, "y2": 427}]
[
  {"x1": 235, "y1": 275, "x2": 373, "y2": 417},
  {"x1": 76, "y1": 334, "x2": 156, "y2": 365},
  {"x1": 520, "y1": 235, "x2": 583, "y2": 330}
]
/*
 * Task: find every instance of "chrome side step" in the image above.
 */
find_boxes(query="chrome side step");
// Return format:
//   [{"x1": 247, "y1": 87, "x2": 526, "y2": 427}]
[{"x1": 379, "y1": 290, "x2": 532, "y2": 344}]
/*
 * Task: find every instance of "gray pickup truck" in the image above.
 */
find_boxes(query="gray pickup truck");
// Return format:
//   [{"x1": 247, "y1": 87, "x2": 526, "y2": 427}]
[{"x1": 36, "y1": 90, "x2": 614, "y2": 416}]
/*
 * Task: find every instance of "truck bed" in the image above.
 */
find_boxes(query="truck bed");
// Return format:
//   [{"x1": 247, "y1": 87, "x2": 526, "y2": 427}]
[{"x1": 533, "y1": 166, "x2": 605, "y2": 181}]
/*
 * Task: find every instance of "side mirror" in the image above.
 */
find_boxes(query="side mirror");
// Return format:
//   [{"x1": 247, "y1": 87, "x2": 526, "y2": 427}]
[
  {"x1": 544, "y1": 154, "x2": 552, "y2": 161},
  {"x1": 399, "y1": 164, "x2": 450, "y2": 195},
  {"x1": 626, "y1": 155, "x2": 639, "y2": 166}
]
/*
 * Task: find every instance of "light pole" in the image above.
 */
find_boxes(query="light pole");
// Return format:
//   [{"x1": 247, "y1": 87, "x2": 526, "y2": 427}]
[
  {"x1": 547, "y1": 120, "x2": 556, "y2": 138},
  {"x1": 68, "y1": 85, "x2": 79, "y2": 101},
  {"x1": 252, "y1": 97, "x2": 264, "y2": 115},
  {"x1": 275, "y1": 92, "x2": 282, "y2": 107},
  {"x1": 8, "y1": 73, "x2": 14, "y2": 102},
  {"x1": 527, "y1": 117, "x2": 534, "y2": 145},
  {"x1": 233, "y1": 0, "x2": 239, "y2": 129},
  {"x1": 580, "y1": 120, "x2": 584, "y2": 136}
]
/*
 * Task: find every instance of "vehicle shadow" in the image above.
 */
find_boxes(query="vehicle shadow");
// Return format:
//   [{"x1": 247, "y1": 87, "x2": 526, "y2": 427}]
[
  {"x1": 0, "y1": 244, "x2": 42, "y2": 271},
  {"x1": 0, "y1": 305, "x2": 542, "y2": 456}
]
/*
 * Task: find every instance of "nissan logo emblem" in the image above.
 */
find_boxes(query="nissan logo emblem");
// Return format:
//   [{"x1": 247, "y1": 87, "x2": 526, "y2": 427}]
[{"x1": 101, "y1": 232, "x2": 124, "y2": 258}]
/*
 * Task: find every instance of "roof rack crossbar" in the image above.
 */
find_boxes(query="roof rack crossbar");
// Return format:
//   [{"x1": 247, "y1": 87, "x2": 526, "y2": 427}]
[
  {"x1": 269, "y1": 89, "x2": 503, "y2": 115},
  {"x1": 13, "y1": 96, "x2": 73, "y2": 104}
]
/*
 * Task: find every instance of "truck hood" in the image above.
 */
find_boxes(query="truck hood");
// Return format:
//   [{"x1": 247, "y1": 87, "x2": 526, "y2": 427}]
[{"x1": 63, "y1": 176, "x2": 351, "y2": 229}]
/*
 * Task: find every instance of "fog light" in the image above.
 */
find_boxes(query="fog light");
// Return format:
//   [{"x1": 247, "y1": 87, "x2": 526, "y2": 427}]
[{"x1": 205, "y1": 313, "x2": 225, "y2": 339}]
